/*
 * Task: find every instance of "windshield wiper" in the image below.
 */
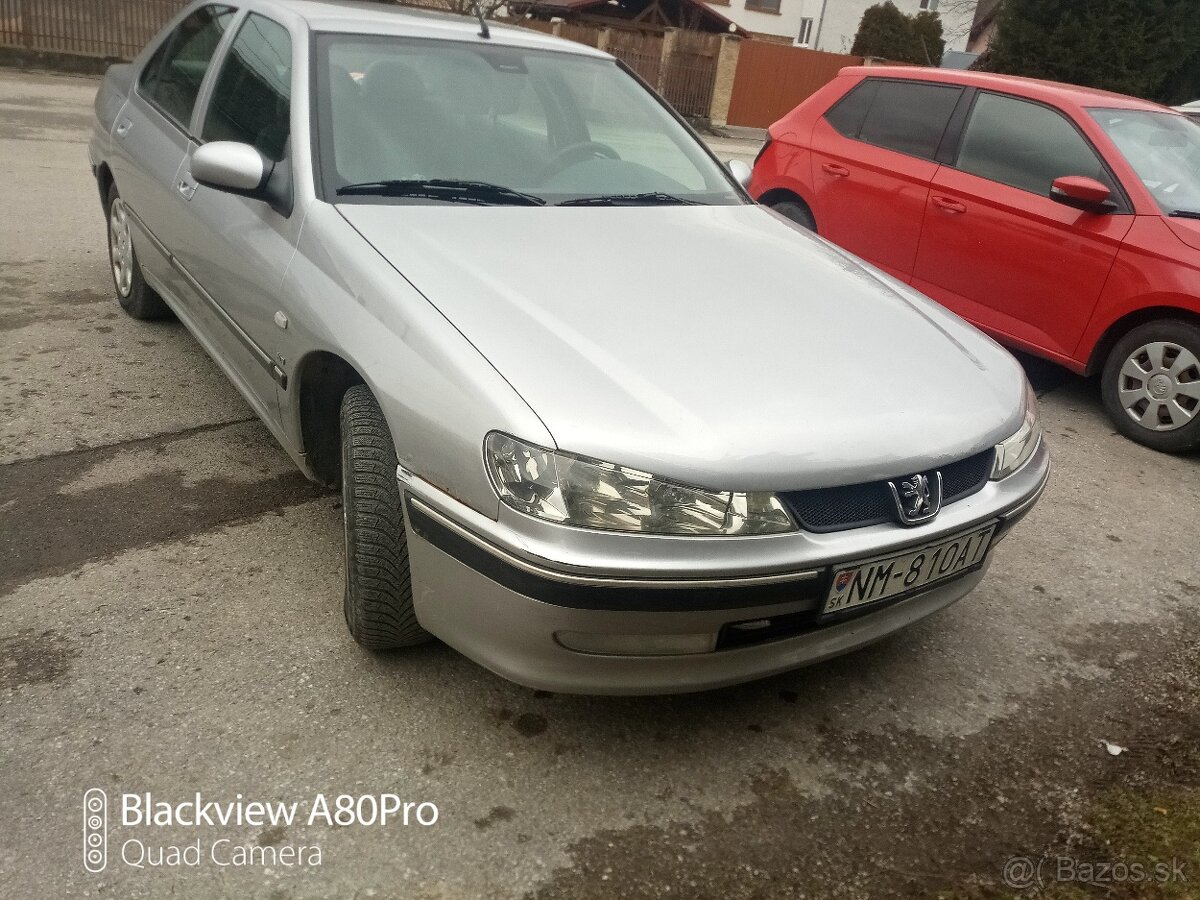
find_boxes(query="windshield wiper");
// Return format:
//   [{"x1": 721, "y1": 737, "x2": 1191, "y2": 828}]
[
  {"x1": 1169, "y1": 208, "x2": 1200, "y2": 219},
  {"x1": 558, "y1": 192, "x2": 698, "y2": 207},
  {"x1": 336, "y1": 179, "x2": 545, "y2": 206}
]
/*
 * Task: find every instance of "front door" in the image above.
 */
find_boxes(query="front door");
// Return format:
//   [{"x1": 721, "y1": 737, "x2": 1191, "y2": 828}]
[
  {"x1": 911, "y1": 90, "x2": 1134, "y2": 360},
  {"x1": 170, "y1": 11, "x2": 300, "y2": 426}
]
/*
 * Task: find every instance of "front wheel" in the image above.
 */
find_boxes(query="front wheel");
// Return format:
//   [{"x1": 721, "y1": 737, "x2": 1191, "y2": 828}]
[
  {"x1": 767, "y1": 198, "x2": 816, "y2": 232},
  {"x1": 1100, "y1": 319, "x2": 1200, "y2": 452},
  {"x1": 340, "y1": 384, "x2": 430, "y2": 649}
]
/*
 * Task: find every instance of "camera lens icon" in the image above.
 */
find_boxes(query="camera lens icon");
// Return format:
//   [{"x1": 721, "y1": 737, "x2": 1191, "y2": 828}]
[{"x1": 83, "y1": 789, "x2": 108, "y2": 873}]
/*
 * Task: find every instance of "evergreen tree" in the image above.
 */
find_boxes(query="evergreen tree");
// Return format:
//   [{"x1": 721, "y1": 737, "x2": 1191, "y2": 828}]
[
  {"x1": 983, "y1": 0, "x2": 1200, "y2": 104},
  {"x1": 851, "y1": 2, "x2": 945, "y2": 66}
]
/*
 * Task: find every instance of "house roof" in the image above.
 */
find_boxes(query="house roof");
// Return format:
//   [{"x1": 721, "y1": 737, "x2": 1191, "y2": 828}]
[{"x1": 510, "y1": 0, "x2": 748, "y2": 36}]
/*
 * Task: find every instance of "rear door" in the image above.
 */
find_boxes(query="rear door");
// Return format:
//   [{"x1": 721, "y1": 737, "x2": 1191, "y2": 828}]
[
  {"x1": 911, "y1": 91, "x2": 1134, "y2": 361},
  {"x1": 108, "y1": 5, "x2": 236, "y2": 291},
  {"x1": 809, "y1": 77, "x2": 963, "y2": 281}
]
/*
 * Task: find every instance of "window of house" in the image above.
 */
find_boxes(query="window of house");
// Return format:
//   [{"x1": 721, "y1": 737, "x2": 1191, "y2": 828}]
[
  {"x1": 957, "y1": 92, "x2": 1113, "y2": 197},
  {"x1": 797, "y1": 17, "x2": 814, "y2": 45},
  {"x1": 829, "y1": 79, "x2": 961, "y2": 160},
  {"x1": 745, "y1": 0, "x2": 782, "y2": 14},
  {"x1": 139, "y1": 5, "x2": 236, "y2": 130},
  {"x1": 202, "y1": 14, "x2": 293, "y2": 161},
  {"x1": 920, "y1": 0, "x2": 939, "y2": 10}
]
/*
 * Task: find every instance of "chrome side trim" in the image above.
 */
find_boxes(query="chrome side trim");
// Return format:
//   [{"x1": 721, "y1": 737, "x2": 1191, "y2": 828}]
[
  {"x1": 124, "y1": 204, "x2": 288, "y2": 390},
  {"x1": 407, "y1": 497, "x2": 823, "y2": 589}
]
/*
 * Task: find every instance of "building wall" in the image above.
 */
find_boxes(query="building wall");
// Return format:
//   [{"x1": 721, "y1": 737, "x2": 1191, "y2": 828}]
[{"x1": 703, "y1": 0, "x2": 977, "y2": 54}]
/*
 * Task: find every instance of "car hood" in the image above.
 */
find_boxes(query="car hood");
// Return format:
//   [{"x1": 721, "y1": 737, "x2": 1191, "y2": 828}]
[{"x1": 338, "y1": 203, "x2": 1025, "y2": 490}]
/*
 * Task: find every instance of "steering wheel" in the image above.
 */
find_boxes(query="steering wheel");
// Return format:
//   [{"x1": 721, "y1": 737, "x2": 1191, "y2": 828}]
[{"x1": 537, "y1": 141, "x2": 620, "y2": 183}]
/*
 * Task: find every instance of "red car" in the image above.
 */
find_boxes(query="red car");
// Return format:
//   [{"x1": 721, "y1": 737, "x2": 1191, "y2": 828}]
[{"x1": 752, "y1": 67, "x2": 1200, "y2": 452}]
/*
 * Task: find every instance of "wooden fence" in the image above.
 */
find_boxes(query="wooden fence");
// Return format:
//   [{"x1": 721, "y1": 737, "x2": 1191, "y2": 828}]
[
  {"x1": 659, "y1": 28, "x2": 720, "y2": 118},
  {"x1": 500, "y1": 18, "x2": 722, "y2": 121},
  {"x1": 0, "y1": 0, "x2": 727, "y2": 121},
  {"x1": 0, "y1": 0, "x2": 183, "y2": 59},
  {"x1": 726, "y1": 41, "x2": 863, "y2": 128}
]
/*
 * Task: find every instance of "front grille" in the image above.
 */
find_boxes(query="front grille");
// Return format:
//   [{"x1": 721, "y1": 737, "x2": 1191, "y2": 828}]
[{"x1": 781, "y1": 449, "x2": 994, "y2": 533}]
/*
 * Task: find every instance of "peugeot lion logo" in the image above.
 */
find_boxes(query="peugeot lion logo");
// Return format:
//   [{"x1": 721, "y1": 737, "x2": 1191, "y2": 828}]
[{"x1": 888, "y1": 471, "x2": 943, "y2": 525}]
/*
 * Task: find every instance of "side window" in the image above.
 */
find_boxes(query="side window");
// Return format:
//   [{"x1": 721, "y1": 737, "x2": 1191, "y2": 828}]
[
  {"x1": 824, "y1": 79, "x2": 880, "y2": 138},
  {"x1": 956, "y1": 92, "x2": 1112, "y2": 197},
  {"x1": 857, "y1": 80, "x2": 962, "y2": 159},
  {"x1": 140, "y1": 5, "x2": 236, "y2": 130},
  {"x1": 202, "y1": 14, "x2": 292, "y2": 161}
]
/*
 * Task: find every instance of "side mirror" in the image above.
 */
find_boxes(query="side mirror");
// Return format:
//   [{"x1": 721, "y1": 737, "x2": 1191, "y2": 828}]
[
  {"x1": 727, "y1": 158, "x2": 752, "y2": 190},
  {"x1": 191, "y1": 141, "x2": 269, "y2": 194},
  {"x1": 1049, "y1": 176, "x2": 1117, "y2": 214}
]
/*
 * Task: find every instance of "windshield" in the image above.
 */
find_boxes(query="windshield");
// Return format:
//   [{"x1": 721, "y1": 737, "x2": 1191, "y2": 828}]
[
  {"x1": 1090, "y1": 108, "x2": 1200, "y2": 215},
  {"x1": 313, "y1": 34, "x2": 742, "y2": 206}
]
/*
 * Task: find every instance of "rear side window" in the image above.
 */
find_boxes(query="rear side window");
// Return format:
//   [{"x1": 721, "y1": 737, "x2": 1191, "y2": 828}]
[
  {"x1": 139, "y1": 5, "x2": 236, "y2": 130},
  {"x1": 957, "y1": 92, "x2": 1113, "y2": 197},
  {"x1": 856, "y1": 80, "x2": 962, "y2": 160},
  {"x1": 202, "y1": 14, "x2": 293, "y2": 161},
  {"x1": 824, "y1": 79, "x2": 879, "y2": 138}
]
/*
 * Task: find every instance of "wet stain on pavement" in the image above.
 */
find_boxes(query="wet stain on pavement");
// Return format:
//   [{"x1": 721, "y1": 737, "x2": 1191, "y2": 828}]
[
  {"x1": 257, "y1": 825, "x2": 287, "y2": 847},
  {"x1": 475, "y1": 806, "x2": 516, "y2": 830},
  {"x1": 0, "y1": 628, "x2": 78, "y2": 689},
  {"x1": 0, "y1": 422, "x2": 324, "y2": 594},
  {"x1": 513, "y1": 713, "x2": 549, "y2": 737}
]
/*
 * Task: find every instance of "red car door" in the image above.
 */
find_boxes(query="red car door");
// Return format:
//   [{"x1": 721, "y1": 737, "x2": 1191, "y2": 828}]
[
  {"x1": 810, "y1": 78, "x2": 964, "y2": 281},
  {"x1": 911, "y1": 91, "x2": 1134, "y2": 362}
]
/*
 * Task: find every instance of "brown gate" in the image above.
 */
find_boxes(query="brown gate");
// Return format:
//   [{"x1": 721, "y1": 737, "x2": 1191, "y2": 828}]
[
  {"x1": 606, "y1": 29, "x2": 663, "y2": 88},
  {"x1": 659, "y1": 29, "x2": 720, "y2": 119},
  {"x1": 726, "y1": 42, "x2": 862, "y2": 129}
]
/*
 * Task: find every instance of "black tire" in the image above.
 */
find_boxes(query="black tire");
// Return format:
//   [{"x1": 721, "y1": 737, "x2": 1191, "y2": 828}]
[
  {"x1": 340, "y1": 384, "x2": 429, "y2": 649},
  {"x1": 105, "y1": 183, "x2": 171, "y2": 320},
  {"x1": 1100, "y1": 318, "x2": 1200, "y2": 453},
  {"x1": 768, "y1": 197, "x2": 816, "y2": 232}
]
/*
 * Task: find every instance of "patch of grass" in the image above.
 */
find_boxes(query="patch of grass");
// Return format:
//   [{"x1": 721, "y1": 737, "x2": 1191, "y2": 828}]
[{"x1": 935, "y1": 786, "x2": 1199, "y2": 899}]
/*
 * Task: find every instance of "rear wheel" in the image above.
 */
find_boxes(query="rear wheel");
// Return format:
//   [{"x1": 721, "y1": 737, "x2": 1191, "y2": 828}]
[
  {"x1": 105, "y1": 183, "x2": 171, "y2": 320},
  {"x1": 1100, "y1": 319, "x2": 1200, "y2": 452},
  {"x1": 767, "y1": 197, "x2": 816, "y2": 232},
  {"x1": 340, "y1": 384, "x2": 429, "y2": 649}
]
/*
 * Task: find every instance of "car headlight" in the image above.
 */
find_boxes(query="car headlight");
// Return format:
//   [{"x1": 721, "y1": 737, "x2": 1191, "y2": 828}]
[
  {"x1": 484, "y1": 433, "x2": 795, "y2": 535},
  {"x1": 991, "y1": 382, "x2": 1042, "y2": 479}
]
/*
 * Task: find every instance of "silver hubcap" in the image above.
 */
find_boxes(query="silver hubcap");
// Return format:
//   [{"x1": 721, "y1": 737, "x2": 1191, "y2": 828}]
[
  {"x1": 109, "y1": 197, "x2": 133, "y2": 298},
  {"x1": 1118, "y1": 340, "x2": 1200, "y2": 431}
]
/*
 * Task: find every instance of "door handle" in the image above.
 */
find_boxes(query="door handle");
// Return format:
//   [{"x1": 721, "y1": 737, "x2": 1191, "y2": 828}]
[
  {"x1": 177, "y1": 173, "x2": 198, "y2": 200},
  {"x1": 114, "y1": 118, "x2": 132, "y2": 138},
  {"x1": 821, "y1": 163, "x2": 850, "y2": 178},
  {"x1": 932, "y1": 196, "x2": 966, "y2": 214}
]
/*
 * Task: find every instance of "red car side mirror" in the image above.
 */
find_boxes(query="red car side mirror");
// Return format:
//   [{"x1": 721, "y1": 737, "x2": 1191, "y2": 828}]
[{"x1": 1049, "y1": 176, "x2": 1118, "y2": 214}]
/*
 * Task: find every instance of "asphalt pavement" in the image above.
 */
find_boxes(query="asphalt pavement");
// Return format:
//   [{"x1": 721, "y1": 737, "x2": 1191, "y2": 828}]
[{"x1": 1, "y1": 68, "x2": 1198, "y2": 900}]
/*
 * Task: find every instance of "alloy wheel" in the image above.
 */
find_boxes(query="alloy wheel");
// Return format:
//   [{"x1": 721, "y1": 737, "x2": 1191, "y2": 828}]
[{"x1": 109, "y1": 197, "x2": 134, "y2": 298}]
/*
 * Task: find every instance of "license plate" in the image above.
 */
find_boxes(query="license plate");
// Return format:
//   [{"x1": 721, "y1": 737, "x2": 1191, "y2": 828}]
[{"x1": 823, "y1": 523, "x2": 997, "y2": 616}]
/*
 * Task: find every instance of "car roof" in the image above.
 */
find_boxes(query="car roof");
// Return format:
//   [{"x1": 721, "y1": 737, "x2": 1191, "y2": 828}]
[
  {"x1": 253, "y1": 0, "x2": 609, "y2": 58},
  {"x1": 840, "y1": 66, "x2": 1173, "y2": 113}
]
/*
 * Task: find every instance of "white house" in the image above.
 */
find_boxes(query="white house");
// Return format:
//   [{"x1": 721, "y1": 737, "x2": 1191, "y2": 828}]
[{"x1": 702, "y1": 0, "x2": 977, "y2": 55}]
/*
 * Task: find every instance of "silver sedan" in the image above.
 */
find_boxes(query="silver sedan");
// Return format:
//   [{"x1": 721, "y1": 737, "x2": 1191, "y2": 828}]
[{"x1": 89, "y1": 0, "x2": 1048, "y2": 694}]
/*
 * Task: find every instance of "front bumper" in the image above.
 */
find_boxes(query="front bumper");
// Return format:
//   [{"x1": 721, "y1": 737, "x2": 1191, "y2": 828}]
[{"x1": 401, "y1": 442, "x2": 1049, "y2": 694}]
